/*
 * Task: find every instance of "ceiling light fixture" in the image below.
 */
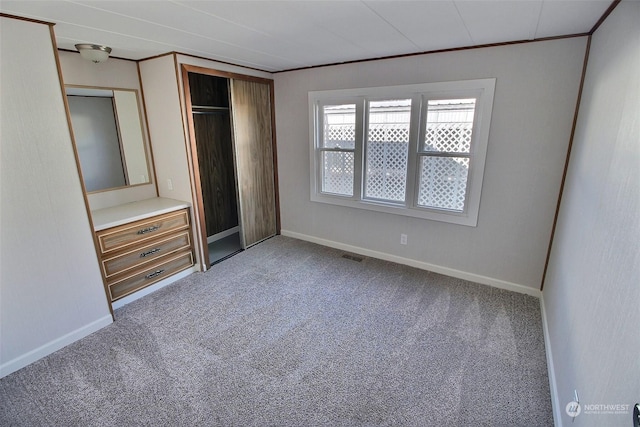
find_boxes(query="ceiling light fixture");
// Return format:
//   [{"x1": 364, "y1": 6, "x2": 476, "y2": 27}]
[{"x1": 75, "y1": 44, "x2": 112, "y2": 64}]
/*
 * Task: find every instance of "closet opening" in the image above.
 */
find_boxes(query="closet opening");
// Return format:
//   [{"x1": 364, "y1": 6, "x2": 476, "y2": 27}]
[
  {"x1": 188, "y1": 73, "x2": 242, "y2": 266},
  {"x1": 183, "y1": 64, "x2": 278, "y2": 271}
]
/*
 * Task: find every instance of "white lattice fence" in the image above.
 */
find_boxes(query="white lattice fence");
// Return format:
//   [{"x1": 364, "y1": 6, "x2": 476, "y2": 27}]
[
  {"x1": 365, "y1": 124, "x2": 409, "y2": 201},
  {"x1": 325, "y1": 124, "x2": 356, "y2": 149},
  {"x1": 418, "y1": 157, "x2": 469, "y2": 211},
  {"x1": 425, "y1": 123, "x2": 473, "y2": 152},
  {"x1": 322, "y1": 151, "x2": 354, "y2": 196}
]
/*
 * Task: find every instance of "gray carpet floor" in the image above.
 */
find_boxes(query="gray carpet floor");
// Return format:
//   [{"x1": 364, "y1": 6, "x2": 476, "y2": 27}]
[{"x1": 0, "y1": 236, "x2": 553, "y2": 426}]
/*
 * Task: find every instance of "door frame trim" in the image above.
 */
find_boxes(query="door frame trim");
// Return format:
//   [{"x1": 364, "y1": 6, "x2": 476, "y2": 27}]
[{"x1": 181, "y1": 64, "x2": 280, "y2": 270}]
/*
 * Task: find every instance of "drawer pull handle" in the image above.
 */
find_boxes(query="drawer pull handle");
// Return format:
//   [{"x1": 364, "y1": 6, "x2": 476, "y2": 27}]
[
  {"x1": 137, "y1": 225, "x2": 160, "y2": 235},
  {"x1": 140, "y1": 248, "x2": 161, "y2": 258},
  {"x1": 145, "y1": 269, "x2": 165, "y2": 279}
]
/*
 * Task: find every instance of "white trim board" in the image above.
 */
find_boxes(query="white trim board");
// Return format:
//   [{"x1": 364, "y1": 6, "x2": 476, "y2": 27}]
[
  {"x1": 281, "y1": 229, "x2": 541, "y2": 298},
  {"x1": 1, "y1": 265, "x2": 198, "y2": 378},
  {"x1": 0, "y1": 315, "x2": 113, "y2": 379},
  {"x1": 540, "y1": 295, "x2": 562, "y2": 427},
  {"x1": 207, "y1": 226, "x2": 240, "y2": 244}
]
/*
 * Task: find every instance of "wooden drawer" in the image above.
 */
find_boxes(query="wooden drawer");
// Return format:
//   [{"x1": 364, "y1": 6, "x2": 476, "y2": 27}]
[
  {"x1": 108, "y1": 250, "x2": 194, "y2": 301},
  {"x1": 97, "y1": 209, "x2": 190, "y2": 255},
  {"x1": 101, "y1": 230, "x2": 191, "y2": 279}
]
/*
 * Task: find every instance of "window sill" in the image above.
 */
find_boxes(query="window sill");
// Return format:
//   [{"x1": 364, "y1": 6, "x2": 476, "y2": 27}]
[{"x1": 310, "y1": 193, "x2": 479, "y2": 226}]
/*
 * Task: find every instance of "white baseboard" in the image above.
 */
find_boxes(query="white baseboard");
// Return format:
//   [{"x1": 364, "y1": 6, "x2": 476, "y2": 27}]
[
  {"x1": 111, "y1": 265, "x2": 197, "y2": 310},
  {"x1": 1, "y1": 266, "x2": 198, "y2": 379},
  {"x1": 0, "y1": 315, "x2": 113, "y2": 379},
  {"x1": 207, "y1": 226, "x2": 240, "y2": 244},
  {"x1": 540, "y1": 295, "x2": 562, "y2": 427},
  {"x1": 281, "y1": 230, "x2": 541, "y2": 298}
]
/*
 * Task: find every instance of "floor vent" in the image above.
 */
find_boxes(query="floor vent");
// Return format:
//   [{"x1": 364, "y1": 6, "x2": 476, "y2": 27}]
[{"x1": 342, "y1": 254, "x2": 363, "y2": 262}]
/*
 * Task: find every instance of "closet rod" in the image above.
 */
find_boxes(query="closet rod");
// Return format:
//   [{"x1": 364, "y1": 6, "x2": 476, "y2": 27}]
[
  {"x1": 192, "y1": 110, "x2": 229, "y2": 115},
  {"x1": 192, "y1": 105, "x2": 229, "y2": 110}
]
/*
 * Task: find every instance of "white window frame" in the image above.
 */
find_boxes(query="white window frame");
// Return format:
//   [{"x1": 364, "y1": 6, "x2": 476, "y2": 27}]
[
  {"x1": 314, "y1": 98, "x2": 364, "y2": 199},
  {"x1": 309, "y1": 78, "x2": 495, "y2": 226}
]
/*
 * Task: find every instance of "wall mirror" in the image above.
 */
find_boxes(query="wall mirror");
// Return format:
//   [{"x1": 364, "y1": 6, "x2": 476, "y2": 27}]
[{"x1": 66, "y1": 86, "x2": 151, "y2": 193}]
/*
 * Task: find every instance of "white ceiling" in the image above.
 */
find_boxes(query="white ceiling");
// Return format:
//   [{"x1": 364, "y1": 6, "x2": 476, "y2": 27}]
[{"x1": 1, "y1": 0, "x2": 615, "y2": 72}]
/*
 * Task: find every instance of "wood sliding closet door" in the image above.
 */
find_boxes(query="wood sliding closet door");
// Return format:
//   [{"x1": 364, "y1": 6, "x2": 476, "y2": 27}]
[{"x1": 230, "y1": 80, "x2": 276, "y2": 247}]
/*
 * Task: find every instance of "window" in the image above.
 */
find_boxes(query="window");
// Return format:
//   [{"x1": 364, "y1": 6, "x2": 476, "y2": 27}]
[
  {"x1": 319, "y1": 102, "x2": 357, "y2": 196},
  {"x1": 309, "y1": 79, "x2": 495, "y2": 226},
  {"x1": 365, "y1": 99, "x2": 411, "y2": 203},
  {"x1": 417, "y1": 98, "x2": 475, "y2": 212}
]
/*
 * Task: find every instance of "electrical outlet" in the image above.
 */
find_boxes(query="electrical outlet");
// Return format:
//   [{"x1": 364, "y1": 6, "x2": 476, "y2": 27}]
[
  {"x1": 167, "y1": 179, "x2": 173, "y2": 191},
  {"x1": 400, "y1": 234, "x2": 408, "y2": 245}
]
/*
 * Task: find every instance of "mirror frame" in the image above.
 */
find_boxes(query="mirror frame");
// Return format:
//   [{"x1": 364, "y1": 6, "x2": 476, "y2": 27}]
[{"x1": 65, "y1": 84, "x2": 153, "y2": 194}]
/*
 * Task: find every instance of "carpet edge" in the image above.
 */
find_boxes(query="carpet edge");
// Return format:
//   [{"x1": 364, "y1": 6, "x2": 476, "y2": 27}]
[
  {"x1": 281, "y1": 229, "x2": 542, "y2": 298},
  {"x1": 0, "y1": 314, "x2": 113, "y2": 379},
  {"x1": 540, "y1": 295, "x2": 563, "y2": 427}
]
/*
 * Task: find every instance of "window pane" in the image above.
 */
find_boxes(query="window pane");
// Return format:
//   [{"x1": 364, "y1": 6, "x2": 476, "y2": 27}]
[
  {"x1": 322, "y1": 104, "x2": 356, "y2": 149},
  {"x1": 322, "y1": 151, "x2": 354, "y2": 196},
  {"x1": 364, "y1": 99, "x2": 411, "y2": 202},
  {"x1": 418, "y1": 156, "x2": 469, "y2": 212},
  {"x1": 424, "y1": 99, "x2": 475, "y2": 153}
]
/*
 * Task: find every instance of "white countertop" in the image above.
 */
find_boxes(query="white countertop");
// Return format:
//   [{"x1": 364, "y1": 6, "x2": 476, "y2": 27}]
[{"x1": 92, "y1": 197, "x2": 191, "y2": 231}]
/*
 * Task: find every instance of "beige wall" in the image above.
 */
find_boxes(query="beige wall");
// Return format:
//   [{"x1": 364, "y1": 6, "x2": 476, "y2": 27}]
[
  {"x1": 0, "y1": 17, "x2": 112, "y2": 378},
  {"x1": 274, "y1": 36, "x2": 587, "y2": 292},
  {"x1": 59, "y1": 50, "x2": 157, "y2": 210},
  {"x1": 542, "y1": 2, "x2": 640, "y2": 425},
  {"x1": 139, "y1": 55, "x2": 193, "y2": 205}
]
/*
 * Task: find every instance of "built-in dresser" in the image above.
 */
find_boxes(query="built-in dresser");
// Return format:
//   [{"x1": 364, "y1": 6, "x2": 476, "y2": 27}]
[{"x1": 91, "y1": 198, "x2": 195, "y2": 303}]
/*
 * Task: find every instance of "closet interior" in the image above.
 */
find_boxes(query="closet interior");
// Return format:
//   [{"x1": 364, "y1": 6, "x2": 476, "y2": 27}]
[{"x1": 188, "y1": 72, "x2": 241, "y2": 265}]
